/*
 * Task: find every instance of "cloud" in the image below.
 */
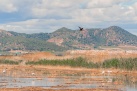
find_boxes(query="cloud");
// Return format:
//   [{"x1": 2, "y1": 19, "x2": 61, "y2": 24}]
[
  {"x1": 0, "y1": 0, "x2": 17, "y2": 13},
  {"x1": 87, "y1": 0, "x2": 130, "y2": 8},
  {"x1": 0, "y1": 0, "x2": 137, "y2": 35},
  {"x1": 132, "y1": 2, "x2": 137, "y2": 16},
  {"x1": 30, "y1": 0, "x2": 83, "y2": 18},
  {"x1": 0, "y1": 24, "x2": 24, "y2": 32},
  {"x1": 29, "y1": 0, "x2": 137, "y2": 23},
  {"x1": 0, "y1": 19, "x2": 41, "y2": 33}
]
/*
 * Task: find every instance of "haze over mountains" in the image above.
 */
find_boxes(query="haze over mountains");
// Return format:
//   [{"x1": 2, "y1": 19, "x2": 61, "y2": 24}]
[{"x1": 0, "y1": 26, "x2": 137, "y2": 51}]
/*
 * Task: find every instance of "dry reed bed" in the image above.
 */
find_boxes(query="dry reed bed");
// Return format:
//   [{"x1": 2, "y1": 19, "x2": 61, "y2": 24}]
[
  {"x1": 0, "y1": 50, "x2": 137, "y2": 63},
  {"x1": 0, "y1": 52, "x2": 75, "y2": 62},
  {"x1": 67, "y1": 50, "x2": 137, "y2": 62}
]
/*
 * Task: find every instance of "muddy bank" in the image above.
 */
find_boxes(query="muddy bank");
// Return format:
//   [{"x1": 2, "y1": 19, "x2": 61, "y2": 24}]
[
  {"x1": 0, "y1": 65, "x2": 137, "y2": 78},
  {"x1": 0, "y1": 65, "x2": 137, "y2": 91},
  {"x1": 0, "y1": 87, "x2": 122, "y2": 91}
]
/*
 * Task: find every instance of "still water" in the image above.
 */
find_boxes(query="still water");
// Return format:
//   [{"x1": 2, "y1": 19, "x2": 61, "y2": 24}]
[{"x1": 0, "y1": 75, "x2": 137, "y2": 91}]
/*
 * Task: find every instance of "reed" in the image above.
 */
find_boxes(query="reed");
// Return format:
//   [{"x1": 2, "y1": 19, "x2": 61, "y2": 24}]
[
  {"x1": 26, "y1": 57, "x2": 98, "y2": 68},
  {"x1": 26, "y1": 57, "x2": 137, "y2": 70},
  {"x1": 0, "y1": 60, "x2": 22, "y2": 65},
  {"x1": 103, "y1": 58, "x2": 137, "y2": 70}
]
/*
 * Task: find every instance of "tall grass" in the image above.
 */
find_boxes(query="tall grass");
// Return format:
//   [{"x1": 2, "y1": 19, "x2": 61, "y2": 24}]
[
  {"x1": 26, "y1": 57, "x2": 98, "y2": 68},
  {"x1": 26, "y1": 57, "x2": 137, "y2": 70},
  {"x1": 103, "y1": 58, "x2": 137, "y2": 70},
  {"x1": 0, "y1": 60, "x2": 22, "y2": 65}
]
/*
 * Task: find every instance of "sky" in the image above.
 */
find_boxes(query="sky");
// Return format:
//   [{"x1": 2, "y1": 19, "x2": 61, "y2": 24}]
[{"x1": 0, "y1": 0, "x2": 137, "y2": 35}]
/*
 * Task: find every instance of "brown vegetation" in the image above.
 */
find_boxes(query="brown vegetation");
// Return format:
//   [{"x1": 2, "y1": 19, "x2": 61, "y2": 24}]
[
  {"x1": 67, "y1": 50, "x2": 137, "y2": 62},
  {"x1": 0, "y1": 50, "x2": 137, "y2": 63}
]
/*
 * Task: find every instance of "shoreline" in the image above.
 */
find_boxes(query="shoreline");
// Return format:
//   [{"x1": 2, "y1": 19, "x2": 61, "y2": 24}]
[{"x1": 0, "y1": 65, "x2": 136, "y2": 91}]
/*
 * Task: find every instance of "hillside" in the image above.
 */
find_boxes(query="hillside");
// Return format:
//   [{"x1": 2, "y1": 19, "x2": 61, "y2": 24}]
[
  {"x1": 9, "y1": 31, "x2": 50, "y2": 40},
  {"x1": 100, "y1": 26, "x2": 137, "y2": 46},
  {"x1": 1, "y1": 26, "x2": 136, "y2": 51},
  {"x1": 46, "y1": 26, "x2": 137, "y2": 49},
  {"x1": 0, "y1": 30, "x2": 67, "y2": 52},
  {"x1": 0, "y1": 29, "x2": 13, "y2": 37}
]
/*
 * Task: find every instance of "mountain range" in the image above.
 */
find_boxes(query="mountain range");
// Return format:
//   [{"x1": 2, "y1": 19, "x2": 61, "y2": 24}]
[{"x1": 0, "y1": 26, "x2": 137, "y2": 52}]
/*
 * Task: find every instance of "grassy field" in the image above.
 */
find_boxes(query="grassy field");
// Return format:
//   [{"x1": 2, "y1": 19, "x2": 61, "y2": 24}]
[
  {"x1": 26, "y1": 57, "x2": 97, "y2": 68},
  {"x1": 26, "y1": 57, "x2": 137, "y2": 70},
  {"x1": 1, "y1": 56, "x2": 136, "y2": 71}
]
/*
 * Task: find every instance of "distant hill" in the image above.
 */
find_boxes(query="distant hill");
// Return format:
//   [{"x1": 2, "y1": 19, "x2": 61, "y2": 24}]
[
  {"x1": 0, "y1": 26, "x2": 136, "y2": 51},
  {"x1": 9, "y1": 31, "x2": 50, "y2": 40},
  {"x1": 0, "y1": 30, "x2": 66, "y2": 52},
  {"x1": 46, "y1": 26, "x2": 137, "y2": 49},
  {"x1": 0, "y1": 29, "x2": 13, "y2": 37}
]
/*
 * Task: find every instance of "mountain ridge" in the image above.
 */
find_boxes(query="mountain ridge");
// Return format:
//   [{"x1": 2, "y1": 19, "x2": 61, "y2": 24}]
[{"x1": 0, "y1": 26, "x2": 136, "y2": 51}]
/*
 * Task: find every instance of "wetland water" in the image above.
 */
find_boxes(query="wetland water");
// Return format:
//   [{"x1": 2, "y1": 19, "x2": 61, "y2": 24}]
[{"x1": 0, "y1": 75, "x2": 137, "y2": 91}]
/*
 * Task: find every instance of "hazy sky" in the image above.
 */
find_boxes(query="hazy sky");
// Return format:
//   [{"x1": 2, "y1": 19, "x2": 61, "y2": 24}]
[{"x1": 0, "y1": 0, "x2": 137, "y2": 35}]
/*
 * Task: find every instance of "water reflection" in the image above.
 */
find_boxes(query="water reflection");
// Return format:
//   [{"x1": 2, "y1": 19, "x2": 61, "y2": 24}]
[
  {"x1": 0, "y1": 74, "x2": 137, "y2": 91},
  {"x1": 114, "y1": 75, "x2": 137, "y2": 91}
]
